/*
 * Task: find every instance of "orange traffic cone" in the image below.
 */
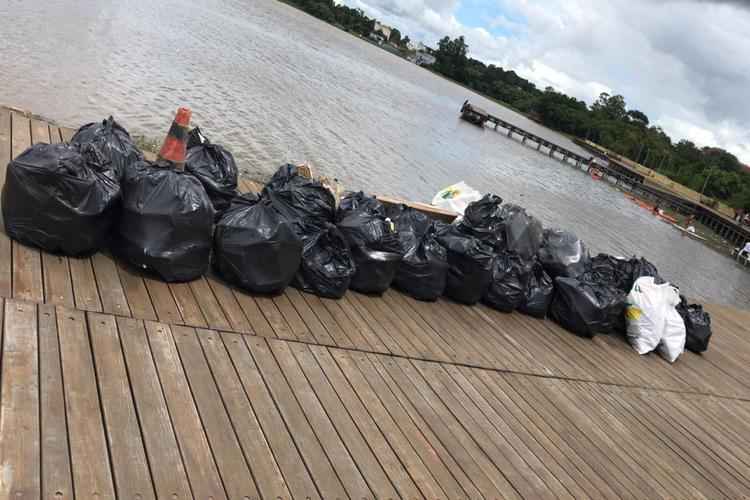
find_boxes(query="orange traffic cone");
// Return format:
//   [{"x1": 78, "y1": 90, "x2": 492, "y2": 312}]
[{"x1": 157, "y1": 107, "x2": 192, "y2": 170}]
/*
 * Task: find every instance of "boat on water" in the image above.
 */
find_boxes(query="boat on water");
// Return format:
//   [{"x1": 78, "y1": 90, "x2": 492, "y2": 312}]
[{"x1": 671, "y1": 223, "x2": 707, "y2": 241}]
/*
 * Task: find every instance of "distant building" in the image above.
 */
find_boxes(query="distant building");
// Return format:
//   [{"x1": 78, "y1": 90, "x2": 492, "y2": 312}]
[
  {"x1": 414, "y1": 52, "x2": 436, "y2": 66},
  {"x1": 407, "y1": 40, "x2": 425, "y2": 52},
  {"x1": 373, "y1": 21, "x2": 392, "y2": 41},
  {"x1": 368, "y1": 32, "x2": 386, "y2": 45}
]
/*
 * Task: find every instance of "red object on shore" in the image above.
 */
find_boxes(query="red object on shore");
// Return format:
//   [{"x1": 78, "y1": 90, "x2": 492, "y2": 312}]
[{"x1": 158, "y1": 107, "x2": 192, "y2": 169}]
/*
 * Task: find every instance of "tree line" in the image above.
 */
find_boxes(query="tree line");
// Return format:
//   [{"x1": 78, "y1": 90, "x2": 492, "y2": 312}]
[{"x1": 282, "y1": 0, "x2": 750, "y2": 212}]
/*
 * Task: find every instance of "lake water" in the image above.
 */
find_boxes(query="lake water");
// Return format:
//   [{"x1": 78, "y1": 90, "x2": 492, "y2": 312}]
[{"x1": 1, "y1": 0, "x2": 749, "y2": 309}]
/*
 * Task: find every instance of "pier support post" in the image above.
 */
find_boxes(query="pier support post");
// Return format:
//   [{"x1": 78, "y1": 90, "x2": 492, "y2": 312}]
[
  {"x1": 522, "y1": 136, "x2": 527, "y2": 144},
  {"x1": 507, "y1": 129, "x2": 513, "y2": 138},
  {"x1": 549, "y1": 147, "x2": 555, "y2": 157},
  {"x1": 536, "y1": 142, "x2": 542, "y2": 151}
]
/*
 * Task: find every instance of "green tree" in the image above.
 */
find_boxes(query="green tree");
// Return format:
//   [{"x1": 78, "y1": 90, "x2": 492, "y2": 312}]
[{"x1": 388, "y1": 28, "x2": 401, "y2": 45}]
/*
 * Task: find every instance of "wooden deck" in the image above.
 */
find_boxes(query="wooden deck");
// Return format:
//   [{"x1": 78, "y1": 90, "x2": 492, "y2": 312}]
[{"x1": 2, "y1": 105, "x2": 750, "y2": 499}]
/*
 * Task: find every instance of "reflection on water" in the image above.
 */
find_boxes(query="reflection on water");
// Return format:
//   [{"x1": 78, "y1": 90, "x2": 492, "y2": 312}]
[{"x1": 1, "y1": 0, "x2": 748, "y2": 309}]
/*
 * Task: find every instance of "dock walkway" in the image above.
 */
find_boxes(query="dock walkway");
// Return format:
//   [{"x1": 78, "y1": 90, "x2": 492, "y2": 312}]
[{"x1": 2, "y1": 106, "x2": 750, "y2": 499}]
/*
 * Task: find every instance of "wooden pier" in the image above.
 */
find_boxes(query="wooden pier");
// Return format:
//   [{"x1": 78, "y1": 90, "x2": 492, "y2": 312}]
[
  {"x1": 2, "y1": 105, "x2": 750, "y2": 499},
  {"x1": 460, "y1": 101, "x2": 750, "y2": 249},
  {"x1": 460, "y1": 102, "x2": 645, "y2": 187}
]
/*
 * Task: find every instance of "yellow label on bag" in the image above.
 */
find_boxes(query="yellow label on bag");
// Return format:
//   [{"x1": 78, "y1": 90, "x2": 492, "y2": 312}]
[{"x1": 625, "y1": 306, "x2": 642, "y2": 321}]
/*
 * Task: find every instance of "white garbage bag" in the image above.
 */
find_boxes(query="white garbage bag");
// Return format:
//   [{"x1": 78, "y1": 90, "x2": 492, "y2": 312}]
[
  {"x1": 659, "y1": 287, "x2": 686, "y2": 363},
  {"x1": 625, "y1": 277, "x2": 667, "y2": 355},
  {"x1": 626, "y1": 277, "x2": 686, "y2": 362},
  {"x1": 432, "y1": 182, "x2": 482, "y2": 215}
]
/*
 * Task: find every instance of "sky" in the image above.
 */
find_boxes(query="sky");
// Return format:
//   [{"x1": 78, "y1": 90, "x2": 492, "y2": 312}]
[{"x1": 341, "y1": 0, "x2": 750, "y2": 164}]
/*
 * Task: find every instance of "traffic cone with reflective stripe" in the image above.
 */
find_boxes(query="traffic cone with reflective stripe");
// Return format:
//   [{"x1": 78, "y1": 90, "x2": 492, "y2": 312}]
[{"x1": 157, "y1": 107, "x2": 192, "y2": 170}]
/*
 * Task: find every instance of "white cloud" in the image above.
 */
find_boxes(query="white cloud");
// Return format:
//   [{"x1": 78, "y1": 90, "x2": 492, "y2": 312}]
[{"x1": 344, "y1": 0, "x2": 750, "y2": 163}]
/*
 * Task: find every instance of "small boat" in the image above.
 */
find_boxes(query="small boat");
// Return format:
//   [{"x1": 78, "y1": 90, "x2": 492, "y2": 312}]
[{"x1": 590, "y1": 168, "x2": 604, "y2": 180}]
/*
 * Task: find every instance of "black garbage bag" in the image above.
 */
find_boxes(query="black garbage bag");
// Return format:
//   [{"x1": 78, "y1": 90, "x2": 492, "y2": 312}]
[
  {"x1": 550, "y1": 277, "x2": 627, "y2": 337},
  {"x1": 293, "y1": 223, "x2": 356, "y2": 299},
  {"x1": 71, "y1": 116, "x2": 143, "y2": 180},
  {"x1": 458, "y1": 193, "x2": 505, "y2": 250},
  {"x1": 186, "y1": 140, "x2": 238, "y2": 214},
  {"x1": 538, "y1": 229, "x2": 588, "y2": 278},
  {"x1": 263, "y1": 164, "x2": 335, "y2": 226},
  {"x1": 483, "y1": 252, "x2": 532, "y2": 312},
  {"x1": 435, "y1": 224, "x2": 495, "y2": 305},
  {"x1": 676, "y1": 296, "x2": 712, "y2": 353},
  {"x1": 338, "y1": 203, "x2": 402, "y2": 294},
  {"x1": 214, "y1": 194, "x2": 302, "y2": 293},
  {"x1": 519, "y1": 260, "x2": 554, "y2": 318},
  {"x1": 115, "y1": 161, "x2": 215, "y2": 282},
  {"x1": 348, "y1": 246, "x2": 402, "y2": 294},
  {"x1": 2, "y1": 143, "x2": 121, "y2": 256},
  {"x1": 388, "y1": 205, "x2": 448, "y2": 301},
  {"x1": 625, "y1": 257, "x2": 662, "y2": 289},
  {"x1": 187, "y1": 126, "x2": 208, "y2": 149},
  {"x1": 338, "y1": 191, "x2": 385, "y2": 218},
  {"x1": 584, "y1": 253, "x2": 661, "y2": 293},
  {"x1": 503, "y1": 204, "x2": 544, "y2": 260}
]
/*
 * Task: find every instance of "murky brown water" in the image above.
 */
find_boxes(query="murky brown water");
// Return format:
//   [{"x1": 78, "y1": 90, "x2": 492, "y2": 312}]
[{"x1": 1, "y1": 0, "x2": 748, "y2": 309}]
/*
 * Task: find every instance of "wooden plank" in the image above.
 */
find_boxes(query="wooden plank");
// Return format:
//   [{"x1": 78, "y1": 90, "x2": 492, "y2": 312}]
[
  {"x1": 308, "y1": 345, "x2": 424, "y2": 499},
  {"x1": 171, "y1": 326, "x2": 259, "y2": 499},
  {"x1": 9, "y1": 114, "x2": 44, "y2": 304},
  {"x1": 115, "y1": 262, "x2": 157, "y2": 321},
  {"x1": 11, "y1": 241, "x2": 44, "y2": 303},
  {"x1": 0, "y1": 234, "x2": 11, "y2": 299},
  {"x1": 60, "y1": 127, "x2": 76, "y2": 142},
  {"x1": 190, "y1": 278, "x2": 231, "y2": 331},
  {"x1": 268, "y1": 339, "x2": 373, "y2": 499},
  {"x1": 255, "y1": 295, "x2": 295, "y2": 340},
  {"x1": 88, "y1": 312, "x2": 155, "y2": 499},
  {"x1": 198, "y1": 329, "x2": 290, "y2": 499},
  {"x1": 232, "y1": 292, "x2": 276, "y2": 338},
  {"x1": 91, "y1": 254, "x2": 131, "y2": 317},
  {"x1": 169, "y1": 283, "x2": 207, "y2": 327},
  {"x1": 30, "y1": 118, "x2": 50, "y2": 145},
  {"x1": 320, "y1": 296, "x2": 376, "y2": 349},
  {"x1": 365, "y1": 353, "x2": 484, "y2": 499},
  {"x1": 144, "y1": 321, "x2": 227, "y2": 499},
  {"x1": 68, "y1": 257, "x2": 103, "y2": 312},
  {"x1": 507, "y1": 374, "x2": 640, "y2": 498},
  {"x1": 0, "y1": 109, "x2": 12, "y2": 294},
  {"x1": 302, "y1": 294, "x2": 357, "y2": 348},
  {"x1": 284, "y1": 287, "x2": 336, "y2": 345},
  {"x1": 48, "y1": 125, "x2": 63, "y2": 144},
  {"x1": 116, "y1": 317, "x2": 192, "y2": 499},
  {"x1": 247, "y1": 337, "x2": 346, "y2": 499},
  {"x1": 10, "y1": 112, "x2": 31, "y2": 159},
  {"x1": 392, "y1": 358, "x2": 522, "y2": 499},
  {"x1": 273, "y1": 293, "x2": 316, "y2": 343},
  {"x1": 38, "y1": 304, "x2": 74, "y2": 500},
  {"x1": 0, "y1": 107, "x2": 12, "y2": 185},
  {"x1": 0, "y1": 300, "x2": 40, "y2": 498},
  {"x1": 206, "y1": 277, "x2": 252, "y2": 334},
  {"x1": 143, "y1": 278, "x2": 182, "y2": 325},
  {"x1": 343, "y1": 293, "x2": 405, "y2": 355},
  {"x1": 454, "y1": 365, "x2": 593, "y2": 499},
  {"x1": 331, "y1": 349, "x2": 454, "y2": 499},
  {"x1": 290, "y1": 343, "x2": 399, "y2": 498},
  {"x1": 482, "y1": 371, "x2": 620, "y2": 499},
  {"x1": 415, "y1": 360, "x2": 561, "y2": 500},
  {"x1": 42, "y1": 253, "x2": 74, "y2": 308},
  {"x1": 56, "y1": 307, "x2": 115, "y2": 498},
  {"x1": 223, "y1": 333, "x2": 320, "y2": 499},
  {"x1": 331, "y1": 294, "x2": 389, "y2": 353}
]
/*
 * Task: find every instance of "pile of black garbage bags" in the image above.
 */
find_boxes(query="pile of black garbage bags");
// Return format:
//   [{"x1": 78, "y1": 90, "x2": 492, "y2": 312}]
[{"x1": 0, "y1": 117, "x2": 712, "y2": 355}]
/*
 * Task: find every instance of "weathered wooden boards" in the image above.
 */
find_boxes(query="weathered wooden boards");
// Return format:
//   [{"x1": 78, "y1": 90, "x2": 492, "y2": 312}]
[
  {"x1": 2, "y1": 299, "x2": 750, "y2": 499},
  {"x1": 1, "y1": 106, "x2": 750, "y2": 402}
]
